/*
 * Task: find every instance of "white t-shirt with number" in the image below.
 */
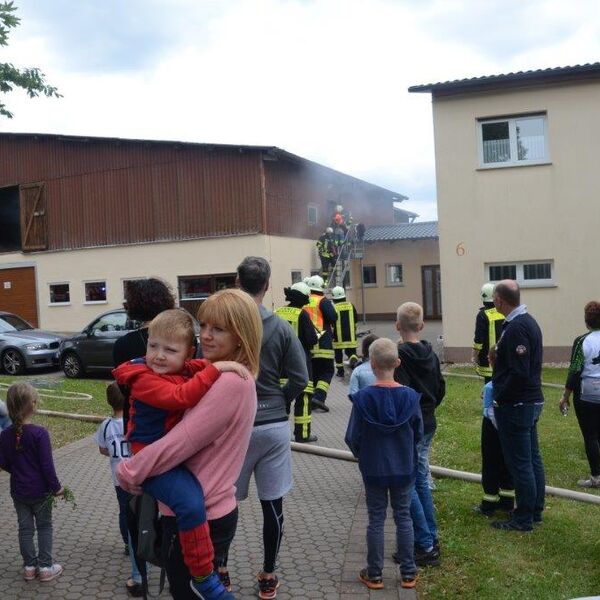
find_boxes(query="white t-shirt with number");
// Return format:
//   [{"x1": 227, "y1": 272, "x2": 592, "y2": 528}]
[{"x1": 95, "y1": 417, "x2": 130, "y2": 486}]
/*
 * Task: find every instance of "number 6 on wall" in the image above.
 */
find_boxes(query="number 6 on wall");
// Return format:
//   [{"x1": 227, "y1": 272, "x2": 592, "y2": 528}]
[{"x1": 456, "y1": 242, "x2": 465, "y2": 256}]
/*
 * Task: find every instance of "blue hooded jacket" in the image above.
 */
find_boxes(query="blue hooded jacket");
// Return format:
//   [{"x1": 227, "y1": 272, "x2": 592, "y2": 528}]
[{"x1": 345, "y1": 385, "x2": 423, "y2": 487}]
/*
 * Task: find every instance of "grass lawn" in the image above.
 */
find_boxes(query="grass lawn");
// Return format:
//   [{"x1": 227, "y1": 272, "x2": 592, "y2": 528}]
[{"x1": 1, "y1": 369, "x2": 599, "y2": 598}]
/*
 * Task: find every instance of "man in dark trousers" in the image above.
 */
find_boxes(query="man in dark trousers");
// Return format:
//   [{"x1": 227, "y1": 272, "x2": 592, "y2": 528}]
[
  {"x1": 275, "y1": 282, "x2": 319, "y2": 443},
  {"x1": 316, "y1": 227, "x2": 336, "y2": 279},
  {"x1": 303, "y1": 275, "x2": 337, "y2": 412},
  {"x1": 473, "y1": 283, "x2": 514, "y2": 516},
  {"x1": 491, "y1": 280, "x2": 545, "y2": 532}
]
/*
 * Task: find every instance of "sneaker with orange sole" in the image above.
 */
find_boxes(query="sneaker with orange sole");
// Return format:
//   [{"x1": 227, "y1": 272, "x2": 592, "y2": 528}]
[
  {"x1": 359, "y1": 568, "x2": 384, "y2": 590},
  {"x1": 257, "y1": 572, "x2": 280, "y2": 599},
  {"x1": 401, "y1": 573, "x2": 418, "y2": 589}
]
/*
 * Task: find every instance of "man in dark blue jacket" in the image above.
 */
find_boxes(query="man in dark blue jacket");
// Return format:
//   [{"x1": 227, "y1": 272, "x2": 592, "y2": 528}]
[{"x1": 491, "y1": 280, "x2": 545, "y2": 532}]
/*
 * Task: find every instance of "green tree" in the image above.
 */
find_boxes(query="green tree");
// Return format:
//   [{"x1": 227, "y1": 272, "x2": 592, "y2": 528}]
[{"x1": 0, "y1": 1, "x2": 60, "y2": 118}]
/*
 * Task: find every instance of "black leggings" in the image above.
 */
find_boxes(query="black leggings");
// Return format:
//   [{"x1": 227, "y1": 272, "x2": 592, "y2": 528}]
[
  {"x1": 261, "y1": 498, "x2": 284, "y2": 573},
  {"x1": 574, "y1": 397, "x2": 600, "y2": 476}
]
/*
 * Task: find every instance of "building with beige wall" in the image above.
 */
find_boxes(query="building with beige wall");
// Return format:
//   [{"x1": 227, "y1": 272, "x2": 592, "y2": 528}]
[
  {"x1": 410, "y1": 63, "x2": 600, "y2": 362},
  {"x1": 345, "y1": 222, "x2": 440, "y2": 321}
]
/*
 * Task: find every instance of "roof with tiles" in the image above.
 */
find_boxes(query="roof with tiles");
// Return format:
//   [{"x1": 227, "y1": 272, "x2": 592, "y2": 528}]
[
  {"x1": 408, "y1": 63, "x2": 600, "y2": 96},
  {"x1": 363, "y1": 221, "x2": 438, "y2": 242}
]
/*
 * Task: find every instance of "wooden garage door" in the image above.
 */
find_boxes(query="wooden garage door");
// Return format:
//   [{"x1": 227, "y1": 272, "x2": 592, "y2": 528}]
[{"x1": 0, "y1": 266, "x2": 38, "y2": 327}]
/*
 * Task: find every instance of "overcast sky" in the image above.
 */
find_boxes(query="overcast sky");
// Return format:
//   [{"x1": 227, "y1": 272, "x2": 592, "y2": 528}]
[{"x1": 3, "y1": 0, "x2": 600, "y2": 220}]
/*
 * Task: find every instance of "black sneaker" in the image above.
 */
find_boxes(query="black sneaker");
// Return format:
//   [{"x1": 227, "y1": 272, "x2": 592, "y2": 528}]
[
  {"x1": 359, "y1": 568, "x2": 383, "y2": 590},
  {"x1": 491, "y1": 519, "x2": 533, "y2": 532},
  {"x1": 336, "y1": 369, "x2": 345, "y2": 378},
  {"x1": 400, "y1": 573, "x2": 418, "y2": 589},
  {"x1": 473, "y1": 504, "x2": 496, "y2": 517},
  {"x1": 257, "y1": 573, "x2": 280, "y2": 599},
  {"x1": 414, "y1": 546, "x2": 441, "y2": 568},
  {"x1": 294, "y1": 434, "x2": 318, "y2": 443}
]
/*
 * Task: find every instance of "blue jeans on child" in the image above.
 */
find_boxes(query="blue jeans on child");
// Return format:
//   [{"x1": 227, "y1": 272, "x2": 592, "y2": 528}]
[
  {"x1": 115, "y1": 485, "x2": 130, "y2": 546},
  {"x1": 410, "y1": 431, "x2": 438, "y2": 550},
  {"x1": 364, "y1": 482, "x2": 415, "y2": 578},
  {"x1": 13, "y1": 496, "x2": 53, "y2": 567}
]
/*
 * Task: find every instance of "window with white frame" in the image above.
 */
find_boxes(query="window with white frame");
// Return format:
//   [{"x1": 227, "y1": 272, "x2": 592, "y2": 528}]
[
  {"x1": 478, "y1": 114, "x2": 548, "y2": 167},
  {"x1": 307, "y1": 205, "x2": 317, "y2": 226},
  {"x1": 362, "y1": 265, "x2": 377, "y2": 287},
  {"x1": 84, "y1": 280, "x2": 107, "y2": 303},
  {"x1": 386, "y1": 264, "x2": 403, "y2": 286},
  {"x1": 49, "y1": 283, "x2": 70, "y2": 305},
  {"x1": 487, "y1": 261, "x2": 554, "y2": 287}
]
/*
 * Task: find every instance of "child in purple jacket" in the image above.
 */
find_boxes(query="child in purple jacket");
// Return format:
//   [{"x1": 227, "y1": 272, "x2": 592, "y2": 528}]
[{"x1": 0, "y1": 383, "x2": 64, "y2": 583}]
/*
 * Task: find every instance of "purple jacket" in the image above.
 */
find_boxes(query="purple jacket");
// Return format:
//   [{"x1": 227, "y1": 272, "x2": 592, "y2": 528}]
[{"x1": 0, "y1": 424, "x2": 61, "y2": 500}]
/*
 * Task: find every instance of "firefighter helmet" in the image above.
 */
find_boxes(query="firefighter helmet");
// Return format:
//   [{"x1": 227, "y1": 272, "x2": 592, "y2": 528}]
[
  {"x1": 291, "y1": 282, "x2": 311, "y2": 297},
  {"x1": 325, "y1": 227, "x2": 333, "y2": 234},
  {"x1": 331, "y1": 286, "x2": 346, "y2": 299},
  {"x1": 308, "y1": 275, "x2": 324, "y2": 292},
  {"x1": 481, "y1": 282, "x2": 495, "y2": 302}
]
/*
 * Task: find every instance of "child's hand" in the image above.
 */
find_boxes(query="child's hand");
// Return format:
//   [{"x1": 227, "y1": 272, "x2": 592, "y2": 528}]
[
  {"x1": 55, "y1": 487, "x2": 65, "y2": 497},
  {"x1": 213, "y1": 361, "x2": 250, "y2": 379}
]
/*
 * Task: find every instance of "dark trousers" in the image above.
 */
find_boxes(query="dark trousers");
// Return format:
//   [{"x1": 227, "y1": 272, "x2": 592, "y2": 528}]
[
  {"x1": 161, "y1": 509, "x2": 238, "y2": 600},
  {"x1": 574, "y1": 397, "x2": 600, "y2": 476},
  {"x1": 495, "y1": 403, "x2": 545, "y2": 527},
  {"x1": 480, "y1": 417, "x2": 514, "y2": 509},
  {"x1": 294, "y1": 386, "x2": 312, "y2": 441},
  {"x1": 13, "y1": 496, "x2": 53, "y2": 568},
  {"x1": 312, "y1": 357, "x2": 334, "y2": 403},
  {"x1": 334, "y1": 348, "x2": 358, "y2": 370},
  {"x1": 319, "y1": 255, "x2": 334, "y2": 278},
  {"x1": 115, "y1": 485, "x2": 131, "y2": 546}
]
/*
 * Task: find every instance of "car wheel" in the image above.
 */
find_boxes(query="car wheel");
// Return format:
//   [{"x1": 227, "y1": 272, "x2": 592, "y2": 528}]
[
  {"x1": 2, "y1": 349, "x2": 26, "y2": 375},
  {"x1": 62, "y1": 352, "x2": 84, "y2": 378}
]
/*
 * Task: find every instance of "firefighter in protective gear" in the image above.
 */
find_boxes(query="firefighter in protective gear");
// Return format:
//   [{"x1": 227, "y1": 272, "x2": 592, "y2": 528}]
[
  {"x1": 331, "y1": 286, "x2": 358, "y2": 377},
  {"x1": 275, "y1": 282, "x2": 319, "y2": 443},
  {"x1": 473, "y1": 282, "x2": 514, "y2": 516},
  {"x1": 331, "y1": 205, "x2": 351, "y2": 247},
  {"x1": 316, "y1": 228, "x2": 336, "y2": 279},
  {"x1": 303, "y1": 275, "x2": 337, "y2": 412}
]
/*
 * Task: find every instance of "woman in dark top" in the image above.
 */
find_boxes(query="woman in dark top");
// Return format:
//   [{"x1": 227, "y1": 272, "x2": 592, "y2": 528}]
[
  {"x1": 112, "y1": 277, "x2": 175, "y2": 597},
  {"x1": 113, "y1": 278, "x2": 176, "y2": 368}
]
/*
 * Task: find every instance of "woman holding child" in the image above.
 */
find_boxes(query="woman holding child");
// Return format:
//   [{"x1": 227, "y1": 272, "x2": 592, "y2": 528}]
[{"x1": 117, "y1": 288, "x2": 262, "y2": 600}]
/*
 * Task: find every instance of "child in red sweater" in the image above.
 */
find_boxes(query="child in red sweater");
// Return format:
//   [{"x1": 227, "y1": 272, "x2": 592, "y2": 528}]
[{"x1": 114, "y1": 309, "x2": 247, "y2": 600}]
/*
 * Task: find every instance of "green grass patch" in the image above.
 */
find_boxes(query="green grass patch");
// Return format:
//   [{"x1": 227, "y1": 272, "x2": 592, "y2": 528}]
[{"x1": 0, "y1": 374, "x2": 112, "y2": 448}]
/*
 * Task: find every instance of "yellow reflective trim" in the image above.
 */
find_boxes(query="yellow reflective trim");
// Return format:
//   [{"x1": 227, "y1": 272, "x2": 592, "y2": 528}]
[
  {"x1": 482, "y1": 494, "x2": 500, "y2": 502},
  {"x1": 275, "y1": 306, "x2": 301, "y2": 337},
  {"x1": 311, "y1": 349, "x2": 334, "y2": 359},
  {"x1": 316, "y1": 381, "x2": 330, "y2": 392},
  {"x1": 499, "y1": 489, "x2": 515, "y2": 498},
  {"x1": 473, "y1": 342, "x2": 483, "y2": 350}
]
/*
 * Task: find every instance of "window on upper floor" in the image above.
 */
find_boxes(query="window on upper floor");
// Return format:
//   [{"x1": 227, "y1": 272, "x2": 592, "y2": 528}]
[
  {"x1": 478, "y1": 114, "x2": 548, "y2": 168},
  {"x1": 487, "y1": 260, "x2": 554, "y2": 287}
]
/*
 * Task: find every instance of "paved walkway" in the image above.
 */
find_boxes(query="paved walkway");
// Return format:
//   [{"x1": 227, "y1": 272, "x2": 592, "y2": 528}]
[{"x1": 0, "y1": 375, "x2": 416, "y2": 600}]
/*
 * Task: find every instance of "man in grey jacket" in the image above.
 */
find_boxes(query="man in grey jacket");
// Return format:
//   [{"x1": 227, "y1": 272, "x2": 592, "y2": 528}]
[{"x1": 235, "y1": 256, "x2": 308, "y2": 599}]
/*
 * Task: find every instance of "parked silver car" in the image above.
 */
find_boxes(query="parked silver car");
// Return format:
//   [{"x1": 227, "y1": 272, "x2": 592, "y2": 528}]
[
  {"x1": 0, "y1": 312, "x2": 64, "y2": 375},
  {"x1": 59, "y1": 309, "x2": 142, "y2": 378}
]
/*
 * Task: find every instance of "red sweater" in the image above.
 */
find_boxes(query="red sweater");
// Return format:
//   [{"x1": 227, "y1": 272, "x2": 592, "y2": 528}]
[{"x1": 112, "y1": 358, "x2": 220, "y2": 454}]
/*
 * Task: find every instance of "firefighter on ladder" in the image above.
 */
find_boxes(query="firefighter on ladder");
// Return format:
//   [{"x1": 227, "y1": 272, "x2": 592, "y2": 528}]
[
  {"x1": 275, "y1": 282, "x2": 319, "y2": 443},
  {"x1": 331, "y1": 286, "x2": 359, "y2": 377},
  {"x1": 304, "y1": 275, "x2": 337, "y2": 413},
  {"x1": 473, "y1": 282, "x2": 514, "y2": 516},
  {"x1": 316, "y1": 227, "x2": 336, "y2": 280}
]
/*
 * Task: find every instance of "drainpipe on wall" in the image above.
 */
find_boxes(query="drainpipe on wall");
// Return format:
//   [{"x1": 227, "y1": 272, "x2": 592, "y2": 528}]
[{"x1": 360, "y1": 256, "x2": 366, "y2": 324}]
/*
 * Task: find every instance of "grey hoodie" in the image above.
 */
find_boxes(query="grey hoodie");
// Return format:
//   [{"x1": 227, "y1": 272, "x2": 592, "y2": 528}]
[{"x1": 255, "y1": 304, "x2": 308, "y2": 425}]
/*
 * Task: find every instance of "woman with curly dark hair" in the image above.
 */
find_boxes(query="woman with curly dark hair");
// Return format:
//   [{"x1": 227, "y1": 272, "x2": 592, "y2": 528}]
[{"x1": 560, "y1": 301, "x2": 600, "y2": 488}]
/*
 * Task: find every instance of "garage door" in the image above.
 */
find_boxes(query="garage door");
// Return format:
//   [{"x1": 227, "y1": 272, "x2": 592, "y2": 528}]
[{"x1": 0, "y1": 266, "x2": 38, "y2": 327}]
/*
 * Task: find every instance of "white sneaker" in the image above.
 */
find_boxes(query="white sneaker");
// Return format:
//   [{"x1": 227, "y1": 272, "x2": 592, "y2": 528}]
[
  {"x1": 22, "y1": 566, "x2": 36, "y2": 581},
  {"x1": 39, "y1": 564, "x2": 63, "y2": 582},
  {"x1": 577, "y1": 475, "x2": 600, "y2": 488}
]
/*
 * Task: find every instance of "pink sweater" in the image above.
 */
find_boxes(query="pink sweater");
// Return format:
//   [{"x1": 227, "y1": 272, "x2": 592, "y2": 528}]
[{"x1": 117, "y1": 373, "x2": 257, "y2": 520}]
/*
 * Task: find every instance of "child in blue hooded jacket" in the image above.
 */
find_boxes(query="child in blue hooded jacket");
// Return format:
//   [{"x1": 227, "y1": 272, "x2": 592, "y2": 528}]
[{"x1": 345, "y1": 337, "x2": 423, "y2": 591}]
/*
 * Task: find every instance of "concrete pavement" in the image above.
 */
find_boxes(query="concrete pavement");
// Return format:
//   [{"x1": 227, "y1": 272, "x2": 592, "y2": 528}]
[{"x1": 0, "y1": 374, "x2": 418, "y2": 599}]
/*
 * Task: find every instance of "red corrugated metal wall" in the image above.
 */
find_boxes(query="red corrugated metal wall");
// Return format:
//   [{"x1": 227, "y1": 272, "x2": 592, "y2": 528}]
[
  {"x1": 0, "y1": 137, "x2": 263, "y2": 250},
  {"x1": 264, "y1": 159, "x2": 395, "y2": 238}
]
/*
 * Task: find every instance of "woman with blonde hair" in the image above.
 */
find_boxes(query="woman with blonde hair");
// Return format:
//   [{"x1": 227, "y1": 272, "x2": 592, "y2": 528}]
[{"x1": 118, "y1": 288, "x2": 262, "y2": 599}]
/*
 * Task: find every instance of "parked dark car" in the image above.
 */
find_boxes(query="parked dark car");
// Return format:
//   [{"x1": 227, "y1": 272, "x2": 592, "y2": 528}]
[
  {"x1": 59, "y1": 309, "x2": 142, "y2": 378},
  {"x1": 0, "y1": 311, "x2": 64, "y2": 375}
]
